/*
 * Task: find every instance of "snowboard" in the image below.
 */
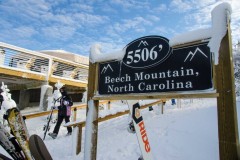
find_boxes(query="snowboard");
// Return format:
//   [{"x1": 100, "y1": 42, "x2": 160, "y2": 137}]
[
  {"x1": 6, "y1": 108, "x2": 32, "y2": 160},
  {"x1": 127, "y1": 101, "x2": 153, "y2": 160},
  {"x1": 0, "y1": 123, "x2": 25, "y2": 160},
  {"x1": 29, "y1": 134, "x2": 53, "y2": 160}
]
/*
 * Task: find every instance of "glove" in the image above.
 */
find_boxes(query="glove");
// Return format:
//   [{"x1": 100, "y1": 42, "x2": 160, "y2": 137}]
[
  {"x1": 22, "y1": 116, "x2": 26, "y2": 120},
  {"x1": 63, "y1": 101, "x2": 69, "y2": 106}
]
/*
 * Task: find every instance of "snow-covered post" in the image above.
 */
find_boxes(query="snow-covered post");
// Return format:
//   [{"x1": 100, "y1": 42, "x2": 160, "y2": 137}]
[
  {"x1": 39, "y1": 83, "x2": 53, "y2": 111},
  {"x1": 84, "y1": 49, "x2": 99, "y2": 160},
  {"x1": 213, "y1": 3, "x2": 239, "y2": 159},
  {"x1": 81, "y1": 90, "x2": 87, "y2": 103}
]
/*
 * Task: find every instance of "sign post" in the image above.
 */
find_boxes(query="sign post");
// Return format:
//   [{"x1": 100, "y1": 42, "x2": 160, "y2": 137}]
[{"x1": 216, "y1": 21, "x2": 239, "y2": 160}]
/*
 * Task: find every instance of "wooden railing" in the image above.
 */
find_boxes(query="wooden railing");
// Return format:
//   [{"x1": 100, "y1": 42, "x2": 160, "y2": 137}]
[
  {"x1": 23, "y1": 100, "x2": 112, "y2": 119},
  {"x1": 64, "y1": 100, "x2": 166, "y2": 155}
]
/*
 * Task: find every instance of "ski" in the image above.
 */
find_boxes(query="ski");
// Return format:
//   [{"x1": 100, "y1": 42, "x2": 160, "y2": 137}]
[
  {"x1": 43, "y1": 106, "x2": 55, "y2": 140},
  {"x1": 0, "y1": 123, "x2": 25, "y2": 160},
  {"x1": 29, "y1": 134, "x2": 53, "y2": 160},
  {"x1": 6, "y1": 108, "x2": 33, "y2": 160}
]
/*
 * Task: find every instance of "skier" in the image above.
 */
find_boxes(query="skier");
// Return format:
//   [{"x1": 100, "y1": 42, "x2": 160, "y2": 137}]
[{"x1": 48, "y1": 87, "x2": 73, "y2": 139}]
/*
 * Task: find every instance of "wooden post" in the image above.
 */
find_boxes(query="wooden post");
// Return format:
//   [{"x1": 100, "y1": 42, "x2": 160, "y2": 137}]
[
  {"x1": 216, "y1": 21, "x2": 239, "y2": 159},
  {"x1": 85, "y1": 62, "x2": 99, "y2": 160},
  {"x1": 108, "y1": 101, "x2": 111, "y2": 110},
  {"x1": 73, "y1": 107, "x2": 77, "y2": 121},
  {"x1": 161, "y1": 103, "x2": 164, "y2": 114},
  {"x1": 177, "y1": 99, "x2": 181, "y2": 108},
  {"x1": 76, "y1": 124, "x2": 82, "y2": 155}
]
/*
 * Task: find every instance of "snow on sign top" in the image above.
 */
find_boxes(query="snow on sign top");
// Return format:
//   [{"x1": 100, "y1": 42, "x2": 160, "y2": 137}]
[{"x1": 90, "y1": 2, "x2": 232, "y2": 65}]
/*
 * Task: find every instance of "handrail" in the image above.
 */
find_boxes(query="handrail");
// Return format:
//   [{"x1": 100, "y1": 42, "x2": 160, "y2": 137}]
[{"x1": 23, "y1": 100, "x2": 112, "y2": 119}]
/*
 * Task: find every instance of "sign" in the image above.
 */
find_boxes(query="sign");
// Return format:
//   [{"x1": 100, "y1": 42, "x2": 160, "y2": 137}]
[
  {"x1": 123, "y1": 36, "x2": 172, "y2": 68},
  {"x1": 99, "y1": 36, "x2": 213, "y2": 95}
]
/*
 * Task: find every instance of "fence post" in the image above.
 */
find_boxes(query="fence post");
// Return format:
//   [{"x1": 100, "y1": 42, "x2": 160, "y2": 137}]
[
  {"x1": 73, "y1": 108, "x2": 77, "y2": 121},
  {"x1": 76, "y1": 124, "x2": 83, "y2": 155},
  {"x1": 177, "y1": 99, "x2": 181, "y2": 108},
  {"x1": 108, "y1": 101, "x2": 111, "y2": 110}
]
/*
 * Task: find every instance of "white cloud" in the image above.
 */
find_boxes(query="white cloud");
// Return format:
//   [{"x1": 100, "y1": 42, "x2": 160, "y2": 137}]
[
  {"x1": 0, "y1": 0, "x2": 50, "y2": 18},
  {"x1": 13, "y1": 26, "x2": 37, "y2": 38},
  {"x1": 52, "y1": 14, "x2": 76, "y2": 25},
  {"x1": 41, "y1": 26, "x2": 76, "y2": 40},
  {"x1": 147, "y1": 15, "x2": 160, "y2": 22},
  {"x1": 71, "y1": 3, "x2": 93, "y2": 12},
  {"x1": 73, "y1": 13, "x2": 109, "y2": 27},
  {"x1": 153, "y1": 4, "x2": 167, "y2": 12},
  {"x1": 114, "y1": 17, "x2": 152, "y2": 33},
  {"x1": 110, "y1": 0, "x2": 149, "y2": 9},
  {"x1": 170, "y1": 0, "x2": 193, "y2": 12}
]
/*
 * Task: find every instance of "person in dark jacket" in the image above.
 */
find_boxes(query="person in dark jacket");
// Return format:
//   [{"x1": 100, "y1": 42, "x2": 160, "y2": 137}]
[
  {"x1": 0, "y1": 89, "x2": 3, "y2": 110},
  {"x1": 48, "y1": 87, "x2": 73, "y2": 139}
]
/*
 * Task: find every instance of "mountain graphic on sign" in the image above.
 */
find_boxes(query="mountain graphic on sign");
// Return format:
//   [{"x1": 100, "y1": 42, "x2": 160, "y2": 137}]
[
  {"x1": 138, "y1": 40, "x2": 149, "y2": 47},
  {"x1": 101, "y1": 64, "x2": 113, "y2": 74},
  {"x1": 184, "y1": 47, "x2": 208, "y2": 62}
]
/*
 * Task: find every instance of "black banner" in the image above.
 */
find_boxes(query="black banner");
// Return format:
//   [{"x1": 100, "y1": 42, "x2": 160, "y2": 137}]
[{"x1": 98, "y1": 36, "x2": 213, "y2": 95}]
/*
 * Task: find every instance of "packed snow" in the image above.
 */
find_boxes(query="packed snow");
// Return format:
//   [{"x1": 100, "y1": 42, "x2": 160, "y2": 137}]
[{"x1": 1, "y1": 98, "x2": 240, "y2": 160}]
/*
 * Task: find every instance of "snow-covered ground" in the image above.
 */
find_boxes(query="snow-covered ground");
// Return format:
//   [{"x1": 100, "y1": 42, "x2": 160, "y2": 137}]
[{"x1": 1, "y1": 98, "x2": 240, "y2": 160}]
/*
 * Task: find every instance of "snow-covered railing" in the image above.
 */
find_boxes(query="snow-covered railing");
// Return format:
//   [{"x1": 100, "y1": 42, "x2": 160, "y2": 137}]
[{"x1": 0, "y1": 42, "x2": 89, "y2": 82}]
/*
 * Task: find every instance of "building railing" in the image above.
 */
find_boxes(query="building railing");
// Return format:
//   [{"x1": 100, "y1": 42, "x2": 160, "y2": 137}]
[{"x1": 0, "y1": 42, "x2": 89, "y2": 83}]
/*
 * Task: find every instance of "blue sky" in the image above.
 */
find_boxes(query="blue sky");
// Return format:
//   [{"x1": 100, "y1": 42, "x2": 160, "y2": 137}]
[{"x1": 0, "y1": 0, "x2": 239, "y2": 56}]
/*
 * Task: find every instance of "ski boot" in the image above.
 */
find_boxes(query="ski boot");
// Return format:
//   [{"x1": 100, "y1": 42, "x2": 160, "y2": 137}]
[
  {"x1": 48, "y1": 132, "x2": 57, "y2": 139},
  {"x1": 127, "y1": 121, "x2": 136, "y2": 133},
  {"x1": 138, "y1": 155, "x2": 144, "y2": 160},
  {"x1": 66, "y1": 132, "x2": 72, "y2": 136}
]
